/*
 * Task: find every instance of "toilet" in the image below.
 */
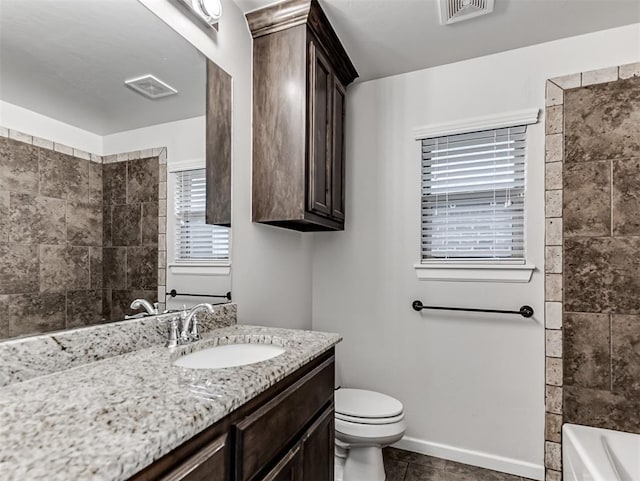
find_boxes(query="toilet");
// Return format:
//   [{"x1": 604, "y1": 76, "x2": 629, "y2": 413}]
[{"x1": 334, "y1": 388, "x2": 406, "y2": 481}]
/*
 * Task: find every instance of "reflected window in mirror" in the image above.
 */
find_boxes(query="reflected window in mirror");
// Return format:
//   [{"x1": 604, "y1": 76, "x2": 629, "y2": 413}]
[{"x1": 173, "y1": 168, "x2": 230, "y2": 265}]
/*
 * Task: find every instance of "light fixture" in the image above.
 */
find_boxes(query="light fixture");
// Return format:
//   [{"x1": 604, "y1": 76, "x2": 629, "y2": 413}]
[
  {"x1": 195, "y1": 0, "x2": 222, "y2": 25},
  {"x1": 175, "y1": 0, "x2": 222, "y2": 30}
]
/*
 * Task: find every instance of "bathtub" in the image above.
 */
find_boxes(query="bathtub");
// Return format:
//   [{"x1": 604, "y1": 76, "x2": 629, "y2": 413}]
[{"x1": 563, "y1": 424, "x2": 640, "y2": 481}]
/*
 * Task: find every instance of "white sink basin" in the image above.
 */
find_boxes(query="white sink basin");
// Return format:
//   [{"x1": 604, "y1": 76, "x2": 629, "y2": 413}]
[{"x1": 173, "y1": 343, "x2": 286, "y2": 370}]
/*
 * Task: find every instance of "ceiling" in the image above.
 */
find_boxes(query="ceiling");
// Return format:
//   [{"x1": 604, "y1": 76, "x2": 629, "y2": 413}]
[
  {"x1": 236, "y1": 0, "x2": 640, "y2": 82},
  {"x1": 0, "y1": 0, "x2": 206, "y2": 136}
]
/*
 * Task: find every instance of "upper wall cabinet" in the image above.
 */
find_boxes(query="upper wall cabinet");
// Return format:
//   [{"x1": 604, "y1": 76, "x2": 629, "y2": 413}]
[{"x1": 247, "y1": 0, "x2": 358, "y2": 232}]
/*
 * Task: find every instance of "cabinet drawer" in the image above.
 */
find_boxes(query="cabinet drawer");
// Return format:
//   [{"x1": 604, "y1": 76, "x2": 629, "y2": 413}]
[
  {"x1": 234, "y1": 357, "x2": 334, "y2": 481},
  {"x1": 160, "y1": 434, "x2": 228, "y2": 481}
]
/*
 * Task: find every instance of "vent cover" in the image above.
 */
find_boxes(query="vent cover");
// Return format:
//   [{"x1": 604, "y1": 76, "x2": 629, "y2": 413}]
[
  {"x1": 124, "y1": 75, "x2": 178, "y2": 99},
  {"x1": 439, "y1": 0, "x2": 495, "y2": 25}
]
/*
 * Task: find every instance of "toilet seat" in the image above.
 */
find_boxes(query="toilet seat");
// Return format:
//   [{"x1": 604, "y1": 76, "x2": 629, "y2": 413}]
[
  {"x1": 335, "y1": 411, "x2": 405, "y2": 425},
  {"x1": 335, "y1": 389, "x2": 403, "y2": 419}
]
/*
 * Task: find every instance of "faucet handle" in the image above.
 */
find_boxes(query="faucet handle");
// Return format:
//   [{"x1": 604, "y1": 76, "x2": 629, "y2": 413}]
[
  {"x1": 165, "y1": 317, "x2": 180, "y2": 348},
  {"x1": 189, "y1": 316, "x2": 201, "y2": 342}
]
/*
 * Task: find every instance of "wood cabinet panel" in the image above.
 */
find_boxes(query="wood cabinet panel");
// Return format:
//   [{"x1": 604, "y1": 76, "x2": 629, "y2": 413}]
[
  {"x1": 252, "y1": 26, "x2": 307, "y2": 224},
  {"x1": 302, "y1": 405, "x2": 334, "y2": 481},
  {"x1": 308, "y1": 42, "x2": 333, "y2": 217},
  {"x1": 234, "y1": 357, "x2": 334, "y2": 481},
  {"x1": 331, "y1": 79, "x2": 346, "y2": 221},
  {"x1": 160, "y1": 434, "x2": 228, "y2": 481},
  {"x1": 205, "y1": 60, "x2": 232, "y2": 227},
  {"x1": 262, "y1": 443, "x2": 303, "y2": 481},
  {"x1": 248, "y1": 0, "x2": 357, "y2": 232}
]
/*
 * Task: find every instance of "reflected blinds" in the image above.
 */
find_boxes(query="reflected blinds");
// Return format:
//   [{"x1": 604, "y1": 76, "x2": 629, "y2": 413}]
[
  {"x1": 174, "y1": 168, "x2": 229, "y2": 261},
  {"x1": 421, "y1": 125, "x2": 527, "y2": 260}
]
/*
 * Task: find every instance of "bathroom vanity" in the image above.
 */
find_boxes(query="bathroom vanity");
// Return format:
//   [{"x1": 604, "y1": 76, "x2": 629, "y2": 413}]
[
  {"x1": 0, "y1": 307, "x2": 340, "y2": 481},
  {"x1": 132, "y1": 349, "x2": 335, "y2": 481}
]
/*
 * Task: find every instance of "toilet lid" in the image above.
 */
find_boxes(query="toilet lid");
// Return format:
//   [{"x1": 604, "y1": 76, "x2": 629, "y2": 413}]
[{"x1": 335, "y1": 388, "x2": 403, "y2": 419}]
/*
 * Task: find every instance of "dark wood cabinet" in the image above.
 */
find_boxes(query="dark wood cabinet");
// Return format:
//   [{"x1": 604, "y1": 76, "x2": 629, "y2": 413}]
[
  {"x1": 160, "y1": 434, "x2": 228, "y2": 481},
  {"x1": 248, "y1": 0, "x2": 358, "y2": 232},
  {"x1": 205, "y1": 60, "x2": 232, "y2": 227},
  {"x1": 128, "y1": 349, "x2": 335, "y2": 481}
]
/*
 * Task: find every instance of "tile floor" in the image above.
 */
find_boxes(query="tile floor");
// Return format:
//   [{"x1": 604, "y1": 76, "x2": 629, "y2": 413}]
[{"x1": 383, "y1": 448, "x2": 537, "y2": 481}]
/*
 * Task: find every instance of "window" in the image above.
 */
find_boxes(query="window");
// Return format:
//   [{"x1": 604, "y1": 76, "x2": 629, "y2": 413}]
[
  {"x1": 421, "y1": 125, "x2": 527, "y2": 262},
  {"x1": 174, "y1": 168, "x2": 229, "y2": 263}
]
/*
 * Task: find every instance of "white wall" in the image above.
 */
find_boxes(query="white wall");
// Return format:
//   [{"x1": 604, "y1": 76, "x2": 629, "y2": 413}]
[
  {"x1": 311, "y1": 24, "x2": 640, "y2": 479},
  {"x1": 0, "y1": 99, "x2": 103, "y2": 154},
  {"x1": 139, "y1": 0, "x2": 313, "y2": 329}
]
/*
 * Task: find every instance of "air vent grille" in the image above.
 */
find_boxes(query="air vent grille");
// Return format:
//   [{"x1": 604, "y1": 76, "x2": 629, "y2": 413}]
[
  {"x1": 439, "y1": 0, "x2": 495, "y2": 25},
  {"x1": 124, "y1": 75, "x2": 178, "y2": 100}
]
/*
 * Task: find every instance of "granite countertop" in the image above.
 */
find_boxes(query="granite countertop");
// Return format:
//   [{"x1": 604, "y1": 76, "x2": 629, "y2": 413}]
[{"x1": 0, "y1": 325, "x2": 341, "y2": 481}]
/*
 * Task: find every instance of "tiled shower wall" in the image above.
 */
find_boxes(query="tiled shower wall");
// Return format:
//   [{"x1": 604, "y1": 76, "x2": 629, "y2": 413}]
[
  {"x1": 0, "y1": 129, "x2": 167, "y2": 340},
  {"x1": 544, "y1": 63, "x2": 640, "y2": 480},
  {"x1": 102, "y1": 155, "x2": 159, "y2": 320}
]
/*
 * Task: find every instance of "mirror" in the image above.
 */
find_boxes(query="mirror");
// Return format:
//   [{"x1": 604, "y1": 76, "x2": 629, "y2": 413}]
[{"x1": 0, "y1": 0, "x2": 232, "y2": 341}]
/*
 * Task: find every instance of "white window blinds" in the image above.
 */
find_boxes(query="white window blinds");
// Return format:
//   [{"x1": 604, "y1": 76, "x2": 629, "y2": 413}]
[
  {"x1": 421, "y1": 125, "x2": 527, "y2": 261},
  {"x1": 174, "y1": 168, "x2": 230, "y2": 262}
]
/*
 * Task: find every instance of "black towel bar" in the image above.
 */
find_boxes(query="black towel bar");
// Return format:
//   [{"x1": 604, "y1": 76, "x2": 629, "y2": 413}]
[
  {"x1": 166, "y1": 289, "x2": 232, "y2": 301},
  {"x1": 412, "y1": 300, "x2": 533, "y2": 318}
]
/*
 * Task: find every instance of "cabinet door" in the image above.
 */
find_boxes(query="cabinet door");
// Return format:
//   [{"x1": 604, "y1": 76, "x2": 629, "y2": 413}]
[
  {"x1": 308, "y1": 41, "x2": 333, "y2": 217},
  {"x1": 160, "y1": 434, "x2": 228, "y2": 481},
  {"x1": 262, "y1": 443, "x2": 303, "y2": 481},
  {"x1": 302, "y1": 405, "x2": 334, "y2": 481},
  {"x1": 331, "y1": 78, "x2": 346, "y2": 221}
]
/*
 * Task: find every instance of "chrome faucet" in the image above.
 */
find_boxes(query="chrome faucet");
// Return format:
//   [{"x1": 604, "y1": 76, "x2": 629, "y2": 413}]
[
  {"x1": 130, "y1": 299, "x2": 158, "y2": 316},
  {"x1": 180, "y1": 303, "x2": 214, "y2": 344}
]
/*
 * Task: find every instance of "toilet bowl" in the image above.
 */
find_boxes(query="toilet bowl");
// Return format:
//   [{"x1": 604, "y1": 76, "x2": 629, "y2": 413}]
[{"x1": 334, "y1": 388, "x2": 406, "y2": 481}]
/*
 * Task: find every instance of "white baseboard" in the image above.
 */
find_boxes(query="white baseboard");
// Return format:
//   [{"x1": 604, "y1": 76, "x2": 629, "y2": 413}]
[{"x1": 393, "y1": 436, "x2": 544, "y2": 481}]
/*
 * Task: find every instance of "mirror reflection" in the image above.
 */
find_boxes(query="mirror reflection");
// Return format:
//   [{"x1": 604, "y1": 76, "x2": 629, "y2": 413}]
[{"x1": 0, "y1": 0, "x2": 231, "y2": 341}]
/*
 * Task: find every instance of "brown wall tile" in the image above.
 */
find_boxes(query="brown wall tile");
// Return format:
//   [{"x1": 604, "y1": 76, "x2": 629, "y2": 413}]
[
  {"x1": 66, "y1": 290, "x2": 104, "y2": 328},
  {"x1": 610, "y1": 237, "x2": 640, "y2": 314},
  {"x1": 564, "y1": 385, "x2": 640, "y2": 433},
  {"x1": 564, "y1": 238, "x2": 612, "y2": 312},
  {"x1": 545, "y1": 413, "x2": 562, "y2": 443},
  {"x1": 88, "y1": 162, "x2": 103, "y2": 204},
  {"x1": 611, "y1": 314, "x2": 640, "y2": 394},
  {"x1": 103, "y1": 205, "x2": 112, "y2": 247},
  {"x1": 39, "y1": 245, "x2": 90, "y2": 293},
  {"x1": 127, "y1": 157, "x2": 159, "y2": 203},
  {"x1": 141, "y1": 202, "x2": 158, "y2": 245},
  {"x1": 564, "y1": 313, "x2": 610, "y2": 389},
  {"x1": 0, "y1": 137, "x2": 39, "y2": 195},
  {"x1": 0, "y1": 295, "x2": 9, "y2": 338},
  {"x1": 613, "y1": 157, "x2": 640, "y2": 235},
  {"x1": 9, "y1": 293, "x2": 66, "y2": 337},
  {"x1": 0, "y1": 191, "x2": 8, "y2": 243},
  {"x1": 67, "y1": 201, "x2": 102, "y2": 246},
  {"x1": 90, "y1": 247, "x2": 103, "y2": 289},
  {"x1": 111, "y1": 204, "x2": 142, "y2": 246},
  {"x1": 127, "y1": 246, "x2": 158, "y2": 289},
  {"x1": 110, "y1": 289, "x2": 157, "y2": 320},
  {"x1": 39, "y1": 151, "x2": 89, "y2": 201},
  {"x1": 563, "y1": 160, "x2": 610, "y2": 237},
  {"x1": 9, "y1": 193, "x2": 66, "y2": 244},
  {"x1": 564, "y1": 77, "x2": 640, "y2": 163},
  {"x1": 103, "y1": 247, "x2": 126, "y2": 289},
  {"x1": 103, "y1": 162, "x2": 126, "y2": 205},
  {"x1": 0, "y1": 244, "x2": 39, "y2": 294}
]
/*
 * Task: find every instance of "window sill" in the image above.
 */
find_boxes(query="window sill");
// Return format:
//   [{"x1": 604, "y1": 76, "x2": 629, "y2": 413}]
[
  {"x1": 169, "y1": 263, "x2": 231, "y2": 276},
  {"x1": 414, "y1": 262, "x2": 535, "y2": 283}
]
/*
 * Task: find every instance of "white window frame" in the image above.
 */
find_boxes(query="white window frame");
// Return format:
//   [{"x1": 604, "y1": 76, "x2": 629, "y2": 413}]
[
  {"x1": 167, "y1": 159, "x2": 231, "y2": 277},
  {"x1": 412, "y1": 109, "x2": 539, "y2": 283}
]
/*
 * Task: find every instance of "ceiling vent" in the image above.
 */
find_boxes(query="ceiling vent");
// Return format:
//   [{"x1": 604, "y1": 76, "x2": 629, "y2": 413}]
[
  {"x1": 124, "y1": 75, "x2": 178, "y2": 100},
  {"x1": 438, "y1": 0, "x2": 495, "y2": 25}
]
